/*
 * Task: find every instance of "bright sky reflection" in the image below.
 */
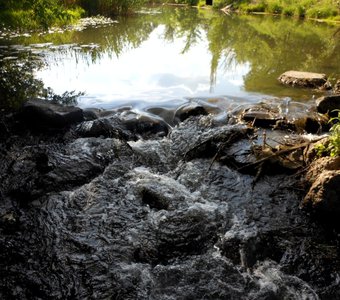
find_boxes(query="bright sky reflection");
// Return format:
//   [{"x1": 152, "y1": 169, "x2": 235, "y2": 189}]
[{"x1": 36, "y1": 25, "x2": 251, "y2": 109}]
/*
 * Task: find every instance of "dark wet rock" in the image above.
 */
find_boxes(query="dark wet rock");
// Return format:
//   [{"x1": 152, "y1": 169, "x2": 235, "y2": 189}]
[
  {"x1": 155, "y1": 208, "x2": 224, "y2": 262},
  {"x1": 170, "y1": 116, "x2": 252, "y2": 161},
  {"x1": 304, "y1": 156, "x2": 340, "y2": 182},
  {"x1": 279, "y1": 239, "x2": 340, "y2": 299},
  {"x1": 278, "y1": 71, "x2": 331, "y2": 89},
  {"x1": 296, "y1": 115, "x2": 329, "y2": 133},
  {"x1": 219, "y1": 231, "x2": 284, "y2": 267},
  {"x1": 302, "y1": 171, "x2": 340, "y2": 216},
  {"x1": 301, "y1": 156, "x2": 340, "y2": 223},
  {"x1": 172, "y1": 100, "x2": 222, "y2": 124},
  {"x1": 128, "y1": 139, "x2": 174, "y2": 173},
  {"x1": 150, "y1": 254, "x2": 248, "y2": 299},
  {"x1": 40, "y1": 138, "x2": 134, "y2": 193},
  {"x1": 121, "y1": 111, "x2": 169, "y2": 138},
  {"x1": 76, "y1": 116, "x2": 135, "y2": 140},
  {"x1": 1, "y1": 113, "x2": 340, "y2": 299},
  {"x1": 241, "y1": 103, "x2": 283, "y2": 127},
  {"x1": 240, "y1": 100, "x2": 328, "y2": 133},
  {"x1": 136, "y1": 171, "x2": 194, "y2": 211},
  {"x1": 174, "y1": 102, "x2": 208, "y2": 123},
  {"x1": 334, "y1": 80, "x2": 340, "y2": 94},
  {"x1": 316, "y1": 94, "x2": 340, "y2": 116},
  {"x1": 21, "y1": 98, "x2": 84, "y2": 128},
  {"x1": 82, "y1": 108, "x2": 100, "y2": 120},
  {"x1": 147, "y1": 106, "x2": 176, "y2": 125},
  {"x1": 1, "y1": 137, "x2": 134, "y2": 201},
  {"x1": 278, "y1": 113, "x2": 329, "y2": 134}
]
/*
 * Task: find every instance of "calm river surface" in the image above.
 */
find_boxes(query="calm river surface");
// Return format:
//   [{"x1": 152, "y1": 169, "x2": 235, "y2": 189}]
[{"x1": 1, "y1": 6, "x2": 340, "y2": 109}]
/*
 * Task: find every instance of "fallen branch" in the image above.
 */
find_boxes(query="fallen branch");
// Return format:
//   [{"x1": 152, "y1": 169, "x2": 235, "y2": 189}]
[{"x1": 237, "y1": 142, "x2": 310, "y2": 172}]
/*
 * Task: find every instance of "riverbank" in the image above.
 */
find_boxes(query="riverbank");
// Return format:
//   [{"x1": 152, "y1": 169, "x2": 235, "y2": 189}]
[
  {"x1": 210, "y1": 0, "x2": 340, "y2": 22},
  {"x1": 0, "y1": 92, "x2": 340, "y2": 298},
  {"x1": 0, "y1": 0, "x2": 146, "y2": 31}
]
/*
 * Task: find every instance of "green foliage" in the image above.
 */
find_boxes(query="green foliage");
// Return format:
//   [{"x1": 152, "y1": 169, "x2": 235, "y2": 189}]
[
  {"x1": 307, "y1": 5, "x2": 338, "y2": 19},
  {"x1": 0, "y1": 10, "x2": 38, "y2": 29},
  {"x1": 282, "y1": 6, "x2": 295, "y2": 16},
  {"x1": 212, "y1": 0, "x2": 230, "y2": 9},
  {"x1": 267, "y1": 0, "x2": 283, "y2": 14},
  {"x1": 166, "y1": 0, "x2": 199, "y2": 5},
  {"x1": 79, "y1": 0, "x2": 147, "y2": 16},
  {"x1": 295, "y1": 5, "x2": 306, "y2": 17},
  {"x1": 239, "y1": 2, "x2": 266, "y2": 13},
  {"x1": 0, "y1": 57, "x2": 44, "y2": 109},
  {"x1": 0, "y1": 0, "x2": 84, "y2": 30},
  {"x1": 315, "y1": 110, "x2": 340, "y2": 157},
  {"x1": 43, "y1": 88, "x2": 83, "y2": 106},
  {"x1": 223, "y1": 0, "x2": 339, "y2": 20}
]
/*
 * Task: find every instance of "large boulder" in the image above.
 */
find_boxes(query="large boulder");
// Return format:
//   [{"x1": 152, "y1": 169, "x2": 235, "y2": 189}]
[
  {"x1": 302, "y1": 170, "x2": 340, "y2": 215},
  {"x1": 301, "y1": 156, "x2": 340, "y2": 222},
  {"x1": 334, "y1": 80, "x2": 340, "y2": 94},
  {"x1": 278, "y1": 71, "x2": 331, "y2": 89},
  {"x1": 316, "y1": 95, "x2": 340, "y2": 116},
  {"x1": 22, "y1": 98, "x2": 84, "y2": 128}
]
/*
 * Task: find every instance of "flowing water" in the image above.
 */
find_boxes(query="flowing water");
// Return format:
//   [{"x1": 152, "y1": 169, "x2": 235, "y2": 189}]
[{"x1": 1, "y1": 6, "x2": 340, "y2": 300}]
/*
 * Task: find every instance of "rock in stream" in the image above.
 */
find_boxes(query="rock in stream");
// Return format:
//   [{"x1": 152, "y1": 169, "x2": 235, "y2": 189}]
[{"x1": 0, "y1": 105, "x2": 339, "y2": 300}]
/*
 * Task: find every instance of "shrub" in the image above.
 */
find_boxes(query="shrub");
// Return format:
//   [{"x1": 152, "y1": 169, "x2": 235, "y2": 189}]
[
  {"x1": 282, "y1": 6, "x2": 295, "y2": 16},
  {"x1": 295, "y1": 5, "x2": 307, "y2": 18},
  {"x1": 240, "y1": 3, "x2": 266, "y2": 13},
  {"x1": 79, "y1": 0, "x2": 147, "y2": 16},
  {"x1": 306, "y1": 5, "x2": 338, "y2": 19},
  {"x1": 212, "y1": 0, "x2": 229, "y2": 9},
  {"x1": 316, "y1": 110, "x2": 340, "y2": 157},
  {"x1": 267, "y1": 0, "x2": 283, "y2": 14},
  {"x1": 0, "y1": 0, "x2": 84, "y2": 29}
]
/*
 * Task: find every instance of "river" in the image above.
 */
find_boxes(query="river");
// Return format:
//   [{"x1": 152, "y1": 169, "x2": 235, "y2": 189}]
[
  {"x1": 1, "y1": 5, "x2": 339, "y2": 111},
  {"x1": 0, "y1": 5, "x2": 340, "y2": 300}
]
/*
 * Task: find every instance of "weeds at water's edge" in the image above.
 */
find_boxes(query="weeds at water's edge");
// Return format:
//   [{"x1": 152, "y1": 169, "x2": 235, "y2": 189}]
[
  {"x1": 315, "y1": 110, "x2": 340, "y2": 157},
  {"x1": 210, "y1": 0, "x2": 340, "y2": 22}
]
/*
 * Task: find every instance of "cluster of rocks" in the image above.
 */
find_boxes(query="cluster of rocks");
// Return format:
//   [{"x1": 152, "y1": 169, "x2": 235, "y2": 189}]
[
  {"x1": 1, "y1": 98, "x2": 340, "y2": 299},
  {"x1": 1, "y1": 93, "x2": 340, "y2": 299},
  {"x1": 277, "y1": 70, "x2": 340, "y2": 223},
  {"x1": 15, "y1": 90, "x2": 340, "y2": 226}
]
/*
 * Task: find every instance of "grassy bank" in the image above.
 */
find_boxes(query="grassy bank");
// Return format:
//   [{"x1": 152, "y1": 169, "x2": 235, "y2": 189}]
[
  {"x1": 78, "y1": 0, "x2": 147, "y2": 16},
  {"x1": 0, "y1": 0, "x2": 84, "y2": 30},
  {"x1": 212, "y1": 0, "x2": 340, "y2": 21},
  {"x1": 0, "y1": 0, "x2": 148, "y2": 31}
]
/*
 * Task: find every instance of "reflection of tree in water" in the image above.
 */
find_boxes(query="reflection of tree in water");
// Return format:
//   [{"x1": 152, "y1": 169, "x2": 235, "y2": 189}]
[
  {"x1": 160, "y1": 7, "x2": 205, "y2": 54},
  {"x1": 3, "y1": 6, "x2": 340, "y2": 100},
  {"x1": 206, "y1": 14, "x2": 340, "y2": 95},
  {"x1": 0, "y1": 50, "x2": 44, "y2": 109}
]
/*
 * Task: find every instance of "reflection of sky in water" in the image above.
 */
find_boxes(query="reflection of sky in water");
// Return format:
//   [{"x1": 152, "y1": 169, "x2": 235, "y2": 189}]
[{"x1": 36, "y1": 26, "x2": 251, "y2": 108}]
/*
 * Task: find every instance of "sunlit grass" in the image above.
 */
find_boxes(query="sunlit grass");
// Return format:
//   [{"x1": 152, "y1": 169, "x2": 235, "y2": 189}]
[
  {"x1": 0, "y1": 6, "x2": 84, "y2": 30},
  {"x1": 213, "y1": 0, "x2": 340, "y2": 21}
]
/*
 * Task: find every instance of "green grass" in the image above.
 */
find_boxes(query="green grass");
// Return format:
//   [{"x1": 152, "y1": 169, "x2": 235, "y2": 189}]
[
  {"x1": 0, "y1": 2, "x2": 84, "y2": 30},
  {"x1": 214, "y1": 0, "x2": 340, "y2": 21},
  {"x1": 306, "y1": 5, "x2": 338, "y2": 19}
]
